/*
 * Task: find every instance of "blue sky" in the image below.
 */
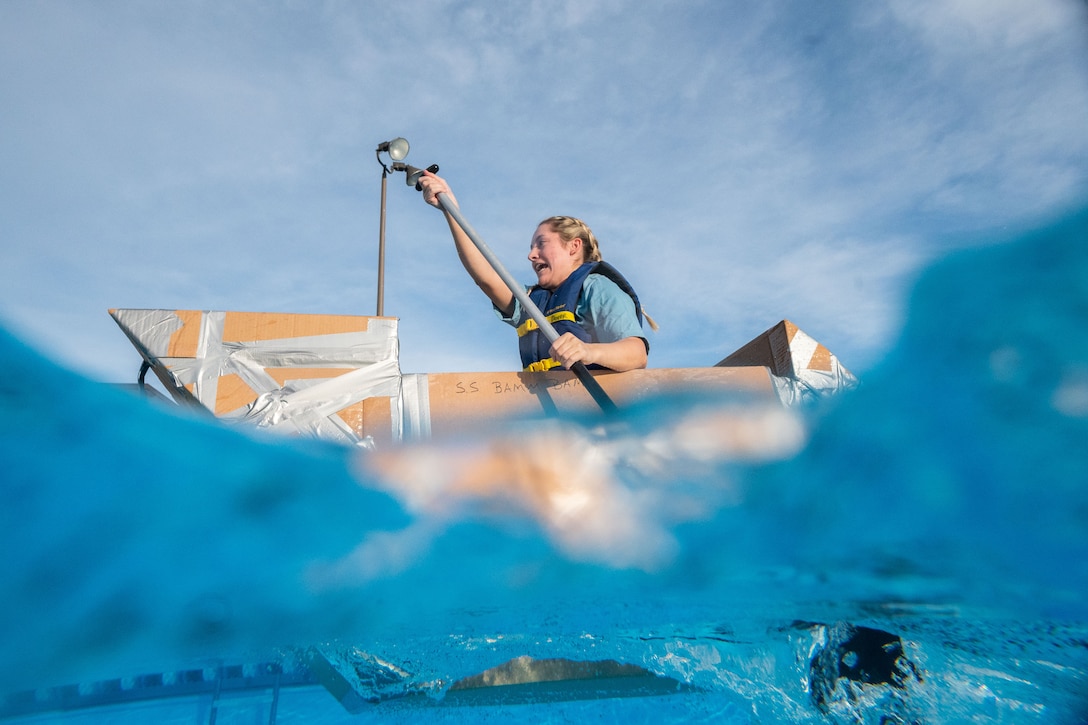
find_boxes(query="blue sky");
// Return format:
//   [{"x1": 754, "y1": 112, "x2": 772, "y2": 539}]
[{"x1": 3, "y1": 0, "x2": 1088, "y2": 382}]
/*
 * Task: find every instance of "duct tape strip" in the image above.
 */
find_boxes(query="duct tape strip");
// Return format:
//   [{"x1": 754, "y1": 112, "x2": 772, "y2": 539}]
[
  {"x1": 788, "y1": 328, "x2": 819, "y2": 372},
  {"x1": 399, "y1": 373, "x2": 432, "y2": 441},
  {"x1": 109, "y1": 309, "x2": 187, "y2": 358},
  {"x1": 226, "y1": 357, "x2": 403, "y2": 445},
  {"x1": 772, "y1": 327, "x2": 859, "y2": 406},
  {"x1": 108, "y1": 309, "x2": 196, "y2": 402},
  {"x1": 110, "y1": 310, "x2": 404, "y2": 443}
]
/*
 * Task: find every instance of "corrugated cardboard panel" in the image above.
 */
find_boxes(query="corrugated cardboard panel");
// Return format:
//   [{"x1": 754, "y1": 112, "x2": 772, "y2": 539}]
[
  {"x1": 807, "y1": 344, "x2": 834, "y2": 372},
  {"x1": 221, "y1": 312, "x2": 384, "y2": 343},
  {"x1": 716, "y1": 319, "x2": 857, "y2": 404},
  {"x1": 215, "y1": 373, "x2": 258, "y2": 415},
  {"x1": 111, "y1": 308, "x2": 856, "y2": 444},
  {"x1": 337, "y1": 396, "x2": 396, "y2": 447},
  {"x1": 420, "y1": 366, "x2": 776, "y2": 436},
  {"x1": 265, "y1": 368, "x2": 358, "y2": 386},
  {"x1": 717, "y1": 319, "x2": 843, "y2": 376},
  {"x1": 716, "y1": 320, "x2": 794, "y2": 376},
  {"x1": 109, "y1": 309, "x2": 402, "y2": 445},
  {"x1": 168, "y1": 310, "x2": 204, "y2": 358}
]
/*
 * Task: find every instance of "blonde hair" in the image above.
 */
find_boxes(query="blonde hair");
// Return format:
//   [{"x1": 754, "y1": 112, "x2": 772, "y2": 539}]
[
  {"x1": 538, "y1": 215, "x2": 659, "y2": 332},
  {"x1": 539, "y1": 216, "x2": 602, "y2": 262}
]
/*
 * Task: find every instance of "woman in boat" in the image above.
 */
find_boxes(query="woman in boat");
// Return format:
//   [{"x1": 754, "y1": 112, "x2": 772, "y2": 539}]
[{"x1": 417, "y1": 171, "x2": 651, "y2": 373}]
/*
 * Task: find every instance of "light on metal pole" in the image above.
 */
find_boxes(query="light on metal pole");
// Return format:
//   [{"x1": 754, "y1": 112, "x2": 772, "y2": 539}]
[{"x1": 375, "y1": 137, "x2": 409, "y2": 316}]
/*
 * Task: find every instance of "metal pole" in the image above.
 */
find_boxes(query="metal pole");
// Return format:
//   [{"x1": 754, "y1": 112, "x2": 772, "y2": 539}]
[
  {"x1": 436, "y1": 192, "x2": 618, "y2": 414},
  {"x1": 376, "y1": 168, "x2": 388, "y2": 316}
]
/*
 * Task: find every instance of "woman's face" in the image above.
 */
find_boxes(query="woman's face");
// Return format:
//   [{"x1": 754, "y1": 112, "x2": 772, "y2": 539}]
[{"x1": 528, "y1": 223, "x2": 582, "y2": 290}]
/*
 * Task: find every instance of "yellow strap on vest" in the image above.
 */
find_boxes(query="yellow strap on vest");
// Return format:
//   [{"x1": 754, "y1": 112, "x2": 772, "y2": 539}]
[
  {"x1": 523, "y1": 358, "x2": 565, "y2": 373},
  {"x1": 516, "y1": 310, "x2": 577, "y2": 338}
]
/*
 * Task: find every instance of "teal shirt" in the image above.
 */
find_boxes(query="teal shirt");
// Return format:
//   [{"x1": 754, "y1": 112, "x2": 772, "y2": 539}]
[{"x1": 496, "y1": 274, "x2": 647, "y2": 346}]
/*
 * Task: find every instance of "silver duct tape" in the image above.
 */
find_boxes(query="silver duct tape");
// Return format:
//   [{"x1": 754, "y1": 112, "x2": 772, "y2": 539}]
[
  {"x1": 772, "y1": 362, "x2": 859, "y2": 406},
  {"x1": 109, "y1": 309, "x2": 186, "y2": 358},
  {"x1": 399, "y1": 374, "x2": 432, "y2": 442},
  {"x1": 771, "y1": 327, "x2": 859, "y2": 406},
  {"x1": 787, "y1": 328, "x2": 821, "y2": 371},
  {"x1": 165, "y1": 336, "x2": 401, "y2": 411},
  {"x1": 226, "y1": 358, "x2": 403, "y2": 440},
  {"x1": 121, "y1": 311, "x2": 398, "y2": 398},
  {"x1": 188, "y1": 311, "x2": 226, "y2": 409},
  {"x1": 111, "y1": 310, "x2": 406, "y2": 444},
  {"x1": 111, "y1": 311, "x2": 399, "y2": 370}
]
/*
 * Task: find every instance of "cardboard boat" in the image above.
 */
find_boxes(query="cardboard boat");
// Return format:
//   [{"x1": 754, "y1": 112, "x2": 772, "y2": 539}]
[{"x1": 109, "y1": 309, "x2": 857, "y2": 447}]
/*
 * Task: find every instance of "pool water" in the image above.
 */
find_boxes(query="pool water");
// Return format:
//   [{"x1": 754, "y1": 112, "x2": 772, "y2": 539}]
[{"x1": 2, "y1": 208, "x2": 1088, "y2": 723}]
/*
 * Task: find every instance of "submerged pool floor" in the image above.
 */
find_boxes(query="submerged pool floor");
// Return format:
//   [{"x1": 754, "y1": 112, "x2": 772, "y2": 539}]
[{"x1": 4, "y1": 610, "x2": 1087, "y2": 724}]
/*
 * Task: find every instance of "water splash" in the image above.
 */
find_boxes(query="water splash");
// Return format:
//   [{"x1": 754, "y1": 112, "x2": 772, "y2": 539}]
[{"x1": 3, "y1": 207, "x2": 1088, "y2": 721}]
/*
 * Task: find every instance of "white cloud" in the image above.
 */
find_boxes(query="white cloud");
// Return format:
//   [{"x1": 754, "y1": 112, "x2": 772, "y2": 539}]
[
  {"x1": 1, "y1": 0, "x2": 1087, "y2": 382},
  {"x1": 888, "y1": 0, "x2": 1087, "y2": 49}
]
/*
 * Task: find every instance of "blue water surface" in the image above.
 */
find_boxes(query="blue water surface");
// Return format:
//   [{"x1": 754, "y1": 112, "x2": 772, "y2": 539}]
[{"x1": 2, "y1": 209, "x2": 1088, "y2": 723}]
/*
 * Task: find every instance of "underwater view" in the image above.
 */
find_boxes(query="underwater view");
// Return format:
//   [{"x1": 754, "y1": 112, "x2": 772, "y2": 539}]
[{"x1": 3, "y1": 208, "x2": 1088, "y2": 723}]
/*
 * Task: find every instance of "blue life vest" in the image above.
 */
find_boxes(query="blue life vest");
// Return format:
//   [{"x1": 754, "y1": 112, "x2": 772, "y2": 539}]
[{"x1": 517, "y1": 261, "x2": 644, "y2": 372}]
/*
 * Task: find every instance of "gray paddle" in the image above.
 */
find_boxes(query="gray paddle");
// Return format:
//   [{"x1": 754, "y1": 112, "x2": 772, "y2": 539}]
[{"x1": 400, "y1": 164, "x2": 617, "y2": 414}]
